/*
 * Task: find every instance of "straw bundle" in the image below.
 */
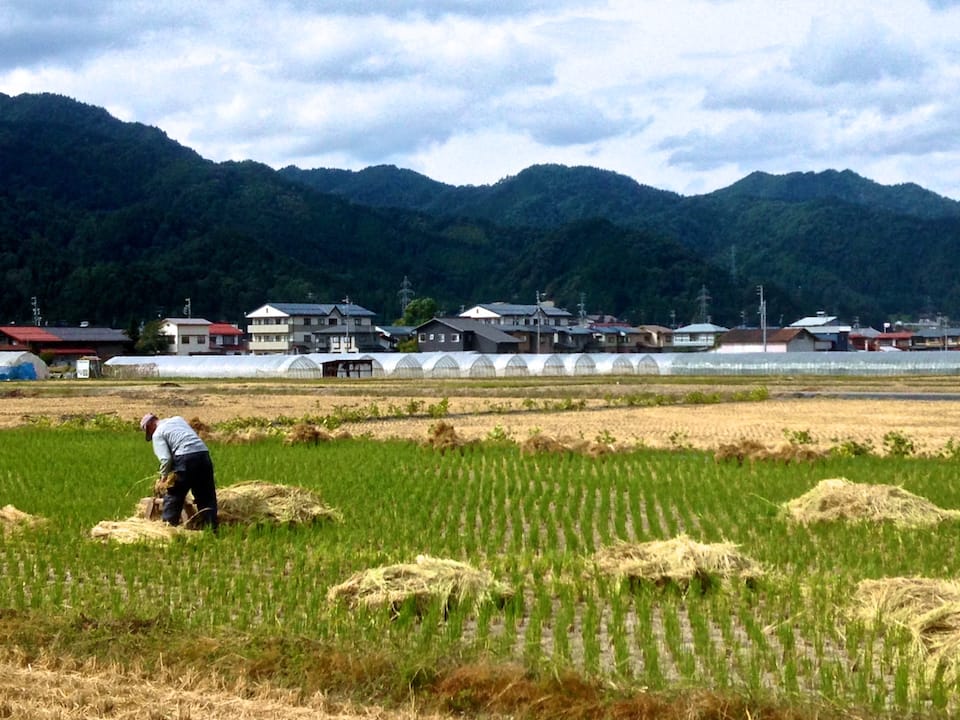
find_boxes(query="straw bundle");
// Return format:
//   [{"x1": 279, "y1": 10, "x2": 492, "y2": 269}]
[
  {"x1": 0, "y1": 504, "x2": 43, "y2": 533},
  {"x1": 217, "y1": 481, "x2": 342, "y2": 525},
  {"x1": 205, "y1": 427, "x2": 276, "y2": 444},
  {"x1": 520, "y1": 434, "x2": 569, "y2": 455},
  {"x1": 327, "y1": 554, "x2": 514, "y2": 612},
  {"x1": 283, "y1": 423, "x2": 333, "y2": 445},
  {"x1": 89, "y1": 518, "x2": 188, "y2": 544},
  {"x1": 783, "y1": 478, "x2": 960, "y2": 526},
  {"x1": 423, "y1": 421, "x2": 466, "y2": 451},
  {"x1": 853, "y1": 577, "x2": 960, "y2": 679},
  {"x1": 594, "y1": 534, "x2": 764, "y2": 588}
]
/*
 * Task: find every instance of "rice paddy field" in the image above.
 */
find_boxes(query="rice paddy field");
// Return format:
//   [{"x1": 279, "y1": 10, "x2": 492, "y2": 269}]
[{"x1": 6, "y1": 376, "x2": 960, "y2": 719}]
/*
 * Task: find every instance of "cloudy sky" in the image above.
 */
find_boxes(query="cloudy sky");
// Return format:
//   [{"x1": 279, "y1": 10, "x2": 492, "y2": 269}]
[{"x1": 4, "y1": 0, "x2": 960, "y2": 198}]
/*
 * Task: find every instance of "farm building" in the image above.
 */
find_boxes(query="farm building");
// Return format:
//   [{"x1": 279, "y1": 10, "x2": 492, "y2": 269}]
[{"x1": 0, "y1": 351, "x2": 48, "y2": 380}]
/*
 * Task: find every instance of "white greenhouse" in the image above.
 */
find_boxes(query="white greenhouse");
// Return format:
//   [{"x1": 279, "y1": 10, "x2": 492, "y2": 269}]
[
  {"x1": 492, "y1": 354, "x2": 529, "y2": 377},
  {"x1": 364, "y1": 353, "x2": 424, "y2": 379},
  {"x1": 519, "y1": 354, "x2": 565, "y2": 376},
  {"x1": 561, "y1": 353, "x2": 596, "y2": 376},
  {"x1": 0, "y1": 351, "x2": 48, "y2": 381},
  {"x1": 419, "y1": 352, "x2": 461, "y2": 379},
  {"x1": 450, "y1": 352, "x2": 497, "y2": 378},
  {"x1": 591, "y1": 353, "x2": 637, "y2": 376},
  {"x1": 104, "y1": 354, "x2": 324, "y2": 379}
]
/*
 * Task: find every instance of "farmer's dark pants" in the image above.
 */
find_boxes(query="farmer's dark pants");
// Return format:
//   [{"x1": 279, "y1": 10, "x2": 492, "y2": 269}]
[{"x1": 162, "y1": 451, "x2": 218, "y2": 530}]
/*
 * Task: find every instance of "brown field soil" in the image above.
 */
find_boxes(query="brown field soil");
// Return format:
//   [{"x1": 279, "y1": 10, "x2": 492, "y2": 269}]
[{"x1": 3, "y1": 377, "x2": 960, "y2": 453}]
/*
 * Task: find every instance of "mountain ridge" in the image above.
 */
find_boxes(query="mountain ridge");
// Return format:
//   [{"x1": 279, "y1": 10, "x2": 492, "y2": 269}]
[{"x1": 2, "y1": 91, "x2": 959, "y2": 330}]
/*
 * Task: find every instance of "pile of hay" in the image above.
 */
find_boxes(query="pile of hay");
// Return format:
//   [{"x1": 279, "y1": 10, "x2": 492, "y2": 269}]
[
  {"x1": 205, "y1": 427, "x2": 277, "y2": 444},
  {"x1": 327, "y1": 554, "x2": 514, "y2": 612},
  {"x1": 715, "y1": 439, "x2": 826, "y2": 464},
  {"x1": 422, "y1": 421, "x2": 467, "y2": 451},
  {"x1": 520, "y1": 434, "x2": 570, "y2": 455},
  {"x1": 283, "y1": 423, "x2": 333, "y2": 445},
  {"x1": 852, "y1": 577, "x2": 960, "y2": 679},
  {"x1": 782, "y1": 478, "x2": 960, "y2": 526},
  {"x1": 188, "y1": 416, "x2": 211, "y2": 438},
  {"x1": 90, "y1": 518, "x2": 189, "y2": 544},
  {"x1": 217, "y1": 481, "x2": 342, "y2": 525},
  {"x1": 0, "y1": 504, "x2": 44, "y2": 533},
  {"x1": 520, "y1": 434, "x2": 618, "y2": 457},
  {"x1": 594, "y1": 534, "x2": 764, "y2": 588}
]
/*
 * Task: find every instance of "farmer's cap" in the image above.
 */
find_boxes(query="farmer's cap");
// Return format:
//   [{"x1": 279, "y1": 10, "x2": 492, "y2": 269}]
[{"x1": 140, "y1": 413, "x2": 158, "y2": 440}]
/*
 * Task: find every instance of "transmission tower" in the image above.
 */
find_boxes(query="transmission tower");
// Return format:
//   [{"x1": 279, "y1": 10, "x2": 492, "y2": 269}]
[
  {"x1": 397, "y1": 276, "x2": 414, "y2": 314},
  {"x1": 696, "y1": 284, "x2": 711, "y2": 323}
]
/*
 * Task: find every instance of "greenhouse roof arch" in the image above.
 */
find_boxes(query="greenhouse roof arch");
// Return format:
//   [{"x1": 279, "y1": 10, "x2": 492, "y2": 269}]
[
  {"x1": 518, "y1": 353, "x2": 565, "y2": 376},
  {"x1": 365, "y1": 353, "x2": 424, "y2": 378},
  {"x1": 590, "y1": 353, "x2": 637, "y2": 376},
  {"x1": 420, "y1": 352, "x2": 460, "y2": 379},
  {"x1": 492, "y1": 354, "x2": 529, "y2": 377},
  {"x1": 0, "y1": 351, "x2": 48, "y2": 380},
  {"x1": 561, "y1": 353, "x2": 596, "y2": 376},
  {"x1": 449, "y1": 352, "x2": 496, "y2": 378}
]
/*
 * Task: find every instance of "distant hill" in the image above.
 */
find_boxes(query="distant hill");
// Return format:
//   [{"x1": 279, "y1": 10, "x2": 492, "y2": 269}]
[
  {"x1": 3, "y1": 91, "x2": 960, "y2": 330},
  {"x1": 280, "y1": 163, "x2": 683, "y2": 227}
]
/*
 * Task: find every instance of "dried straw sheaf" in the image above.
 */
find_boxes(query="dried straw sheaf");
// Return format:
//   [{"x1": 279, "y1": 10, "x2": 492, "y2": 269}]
[
  {"x1": 594, "y1": 534, "x2": 764, "y2": 589},
  {"x1": 327, "y1": 554, "x2": 514, "y2": 613},
  {"x1": 422, "y1": 421, "x2": 470, "y2": 452},
  {"x1": 217, "y1": 481, "x2": 342, "y2": 525},
  {"x1": 520, "y1": 434, "x2": 616, "y2": 457},
  {"x1": 783, "y1": 478, "x2": 960, "y2": 526},
  {"x1": 89, "y1": 518, "x2": 190, "y2": 544},
  {"x1": 715, "y1": 439, "x2": 826, "y2": 464},
  {"x1": 283, "y1": 423, "x2": 333, "y2": 445},
  {"x1": 852, "y1": 577, "x2": 960, "y2": 680},
  {"x1": 0, "y1": 504, "x2": 44, "y2": 533}
]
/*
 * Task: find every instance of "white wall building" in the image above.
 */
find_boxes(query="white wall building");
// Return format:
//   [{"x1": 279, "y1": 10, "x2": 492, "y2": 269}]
[{"x1": 160, "y1": 318, "x2": 211, "y2": 356}]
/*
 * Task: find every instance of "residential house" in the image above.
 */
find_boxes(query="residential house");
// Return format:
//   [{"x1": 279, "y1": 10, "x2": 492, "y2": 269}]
[
  {"x1": 160, "y1": 318, "x2": 211, "y2": 355},
  {"x1": 635, "y1": 325, "x2": 673, "y2": 352},
  {"x1": 909, "y1": 327, "x2": 960, "y2": 351},
  {"x1": 375, "y1": 325, "x2": 416, "y2": 351},
  {"x1": 246, "y1": 302, "x2": 378, "y2": 354},
  {"x1": 208, "y1": 322, "x2": 247, "y2": 355},
  {"x1": 459, "y1": 301, "x2": 575, "y2": 353},
  {"x1": 586, "y1": 323, "x2": 643, "y2": 353},
  {"x1": 0, "y1": 325, "x2": 133, "y2": 365},
  {"x1": 671, "y1": 322, "x2": 729, "y2": 351},
  {"x1": 715, "y1": 327, "x2": 818, "y2": 353},
  {"x1": 789, "y1": 312, "x2": 852, "y2": 351},
  {"x1": 416, "y1": 318, "x2": 522, "y2": 354}
]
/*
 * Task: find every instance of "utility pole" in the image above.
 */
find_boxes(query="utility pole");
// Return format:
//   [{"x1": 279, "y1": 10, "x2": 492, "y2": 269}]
[
  {"x1": 578, "y1": 292, "x2": 587, "y2": 325},
  {"x1": 31, "y1": 296, "x2": 41, "y2": 326},
  {"x1": 535, "y1": 290, "x2": 542, "y2": 354},
  {"x1": 342, "y1": 296, "x2": 351, "y2": 353},
  {"x1": 757, "y1": 285, "x2": 767, "y2": 352}
]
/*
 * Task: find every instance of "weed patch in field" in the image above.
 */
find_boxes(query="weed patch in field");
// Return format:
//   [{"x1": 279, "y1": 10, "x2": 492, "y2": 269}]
[{"x1": 783, "y1": 478, "x2": 960, "y2": 526}]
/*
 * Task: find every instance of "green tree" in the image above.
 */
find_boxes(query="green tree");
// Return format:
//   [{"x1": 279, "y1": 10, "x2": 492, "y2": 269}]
[
  {"x1": 135, "y1": 319, "x2": 170, "y2": 355},
  {"x1": 398, "y1": 297, "x2": 438, "y2": 326}
]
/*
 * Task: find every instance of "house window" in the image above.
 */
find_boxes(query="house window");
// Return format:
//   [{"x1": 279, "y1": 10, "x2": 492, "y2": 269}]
[
  {"x1": 418, "y1": 333, "x2": 427, "y2": 342},
  {"x1": 303, "y1": 318, "x2": 311, "y2": 326},
  {"x1": 438, "y1": 333, "x2": 445, "y2": 343},
  {"x1": 451, "y1": 333, "x2": 460, "y2": 343},
  {"x1": 198, "y1": 336, "x2": 207, "y2": 345},
  {"x1": 182, "y1": 336, "x2": 190, "y2": 344},
  {"x1": 428, "y1": 333, "x2": 435, "y2": 341}
]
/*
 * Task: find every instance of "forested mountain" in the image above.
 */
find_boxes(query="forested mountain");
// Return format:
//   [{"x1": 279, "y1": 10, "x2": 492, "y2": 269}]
[{"x1": 2, "y1": 91, "x2": 959, "y2": 330}]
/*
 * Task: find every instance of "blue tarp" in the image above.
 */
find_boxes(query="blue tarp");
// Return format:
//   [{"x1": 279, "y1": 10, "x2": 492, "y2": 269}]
[{"x1": 0, "y1": 352, "x2": 47, "y2": 381}]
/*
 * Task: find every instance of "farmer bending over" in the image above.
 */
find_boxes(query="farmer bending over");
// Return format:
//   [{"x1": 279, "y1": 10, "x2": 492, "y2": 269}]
[{"x1": 141, "y1": 413, "x2": 218, "y2": 531}]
